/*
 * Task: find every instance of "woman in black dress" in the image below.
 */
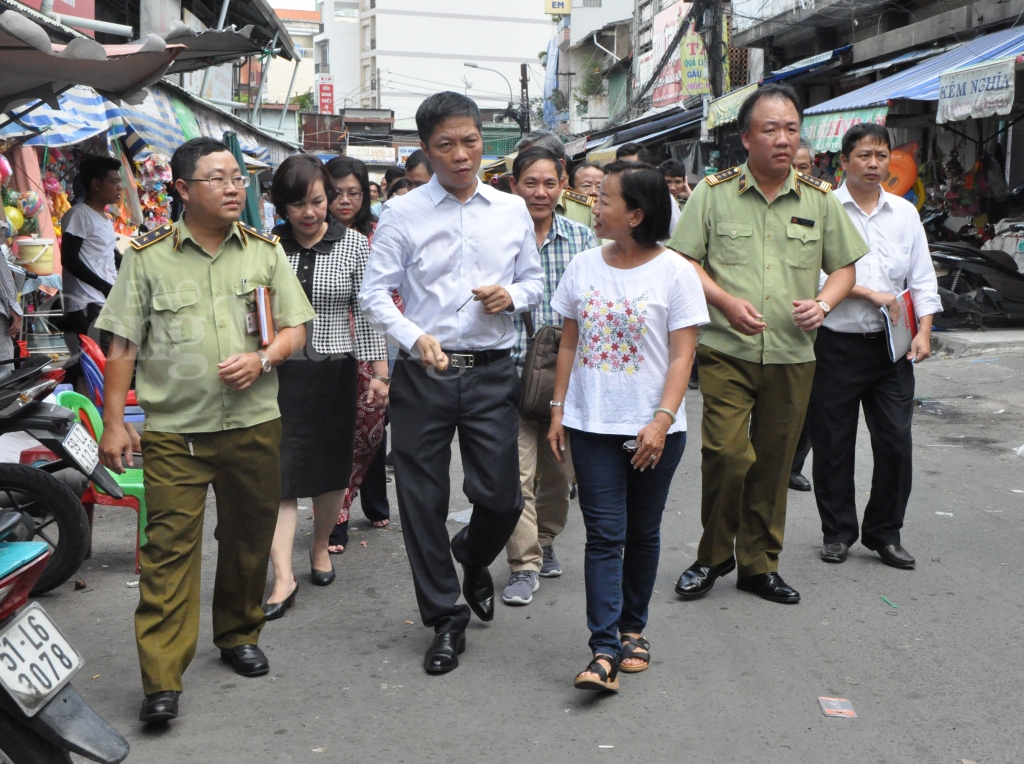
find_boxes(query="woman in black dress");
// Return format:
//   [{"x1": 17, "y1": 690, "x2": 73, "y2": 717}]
[{"x1": 263, "y1": 155, "x2": 389, "y2": 619}]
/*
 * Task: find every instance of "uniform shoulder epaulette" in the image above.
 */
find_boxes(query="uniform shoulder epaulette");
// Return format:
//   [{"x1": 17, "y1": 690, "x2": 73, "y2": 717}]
[
  {"x1": 563, "y1": 190, "x2": 595, "y2": 207},
  {"x1": 129, "y1": 224, "x2": 173, "y2": 250},
  {"x1": 797, "y1": 172, "x2": 833, "y2": 193},
  {"x1": 239, "y1": 222, "x2": 280, "y2": 245},
  {"x1": 704, "y1": 166, "x2": 741, "y2": 187}
]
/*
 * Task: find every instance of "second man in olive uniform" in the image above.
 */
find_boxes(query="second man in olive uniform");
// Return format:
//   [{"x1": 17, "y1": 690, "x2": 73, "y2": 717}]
[
  {"x1": 667, "y1": 85, "x2": 868, "y2": 604},
  {"x1": 96, "y1": 138, "x2": 316, "y2": 723}
]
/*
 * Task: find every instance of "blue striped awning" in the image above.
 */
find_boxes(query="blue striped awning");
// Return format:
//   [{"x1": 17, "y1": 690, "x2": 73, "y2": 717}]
[
  {"x1": 806, "y1": 25, "x2": 1024, "y2": 115},
  {"x1": 0, "y1": 86, "x2": 125, "y2": 147},
  {"x1": 120, "y1": 88, "x2": 187, "y2": 159}
]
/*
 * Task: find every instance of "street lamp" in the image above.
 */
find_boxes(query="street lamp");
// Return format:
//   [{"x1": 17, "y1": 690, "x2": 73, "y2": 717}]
[{"x1": 464, "y1": 61, "x2": 524, "y2": 136}]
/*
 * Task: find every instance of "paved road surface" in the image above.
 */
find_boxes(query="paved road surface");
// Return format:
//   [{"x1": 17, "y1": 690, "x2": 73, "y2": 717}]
[{"x1": 32, "y1": 352, "x2": 1024, "y2": 763}]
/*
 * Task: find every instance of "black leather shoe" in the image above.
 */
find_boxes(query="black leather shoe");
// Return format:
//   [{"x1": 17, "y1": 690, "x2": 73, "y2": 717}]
[
  {"x1": 262, "y1": 582, "x2": 298, "y2": 621},
  {"x1": 674, "y1": 557, "x2": 736, "y2": 600},
  {"x1": 820, "y1": 542, "x2": 849, "y2": 563},
  {"x1": 423, "y1": 631, "x2": 466, "y2": 674},
  {"x1": 461, "y1": 564, "x2": 495, "y2": 621},
  {"x1": 868, "y1": 543, "x2": 916, "y2": 569},
  {"x1": 737, "y1": 572, "x2": 800, "y2": 604},
  {"x1": 789, "y1": 472, "x2": 811, "y2": 491},
  {"x1": 140, "y1": 691, "x2": 179, "y2": 723},
  {"x1": 310, "y1": 550, "x2": 336, "y2": 586},
  {"x1": 220, "y1": 644, "x2": 270, "y2": 677}
]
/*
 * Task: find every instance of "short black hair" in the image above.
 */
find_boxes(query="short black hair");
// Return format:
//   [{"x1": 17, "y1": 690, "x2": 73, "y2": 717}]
[
  {"x1": 841, "y1": 123, "x2": 891, "y2": 159},
  {"x1": 569, "y1": 161, "x2": 602, "y2": 187},
  {"x1": 170, "y1": 137, "x2": 232, "y2": 184},
  {"x1": 415, "y1": 91, "x2": 483, "y2": 143},
  {"x1": 79, "y1": 155, "x2": 122, "y2": 194},
  {"x1": 737, "y1": 83, "x2": 803, "y2": 133},
  {"x1": 325, "y1": 155, "x2": 375, "y2": 236},
  {"x1": 386, "y1": 177, "x2": 410, "y2": 199},
  {"x1": 405, "y1": 149, "x2": 433, "y2": 177},
  {"x1": 601, "y1": 160, "x2": 672, "y2": 246},
  {"x1": 512, "y1": 145, "x2": 564, "y2": 181},
  {"x1": 516, "y1": 130, "x2": 566, "y2": 162},
  {"x1": 270, "y1": 154, "x2": 336, "y2": 220},
  {"x1": 615, "y1": 142, "x2": 649, "y2": 163},
  {"x1": 658, "y1": 159, "x2": 687, "y2": 178},
  {"x1": 382, "y1": 166, "x2": 405, "y2": 188},
  {"x1": 369, "y1": 181, "x2": 381, "y2": 195}
]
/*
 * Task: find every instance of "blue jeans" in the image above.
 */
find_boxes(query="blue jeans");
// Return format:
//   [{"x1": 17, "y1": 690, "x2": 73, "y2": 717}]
[{"x1": 568, "y1": 428, "x2": 686, "y2": 659}]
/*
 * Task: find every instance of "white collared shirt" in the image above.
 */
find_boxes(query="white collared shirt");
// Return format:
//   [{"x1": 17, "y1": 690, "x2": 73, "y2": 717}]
[
  {"x1": 359, "y1": 174, "x2": 543, "y2": 354},
  {"x1": 823, "y1": 183, "x2": 942, "y2": 333}
]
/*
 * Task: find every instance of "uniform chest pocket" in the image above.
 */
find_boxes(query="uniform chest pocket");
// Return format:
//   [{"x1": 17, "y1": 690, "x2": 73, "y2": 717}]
[
  {"x1": 785, "y1": 224, "x2": 821, "y2": 269},
  {"x1": 715, "y1": 221, "x2": 753, "y2": 265},
  {"x1": 885, "y1": 246, "x2": 913, "y2": 284},
  {"x1": 151, "y1": 286, "x2": 202, "y2": 345}
]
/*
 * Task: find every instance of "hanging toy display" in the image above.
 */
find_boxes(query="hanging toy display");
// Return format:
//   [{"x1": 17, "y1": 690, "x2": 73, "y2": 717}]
[
  {"x1": 137, "y1": 154, "x2": 173, "y2": 230},
  {"x1": 0, "y1": 155, "x2": 12, "y2": 187},
  {"x1": 4, "y1": 205, "x2": 24, "y2": 233}
]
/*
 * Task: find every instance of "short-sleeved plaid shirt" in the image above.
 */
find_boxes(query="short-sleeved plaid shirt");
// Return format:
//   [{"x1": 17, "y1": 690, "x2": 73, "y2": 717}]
[{"x1": 512, "y1": 213, "x2": 598, "y2": 366}]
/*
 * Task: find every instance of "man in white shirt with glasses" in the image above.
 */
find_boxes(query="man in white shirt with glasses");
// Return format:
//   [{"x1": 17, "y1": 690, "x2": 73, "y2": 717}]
[{"x1": 807, "y1": 123, "x2": 941, "y2": 570}]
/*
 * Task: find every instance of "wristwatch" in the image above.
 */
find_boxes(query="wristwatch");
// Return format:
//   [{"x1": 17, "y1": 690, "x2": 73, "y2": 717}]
[
  {"x1": 255, "y1": 350, "x2": 272, "y2": 374},
  {"x1": 817, "y1": 300, "x2": 831, "y2": 315},
  {"x1": 372, "y1": 373, "x2": 391, "y2": 385}
]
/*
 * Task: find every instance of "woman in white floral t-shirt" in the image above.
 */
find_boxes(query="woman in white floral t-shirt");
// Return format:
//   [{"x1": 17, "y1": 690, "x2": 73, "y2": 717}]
[{"x1": 548, "y1": 161, "x2": 709, "y2": 692}]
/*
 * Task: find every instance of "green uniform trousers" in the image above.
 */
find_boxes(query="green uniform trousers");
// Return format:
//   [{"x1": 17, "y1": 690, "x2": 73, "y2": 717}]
[
  {"x1": 135, "y1": 419, "x2": 282, "y2": 694},
  {"x1": 696, "y1": 346, "x2": 815, "y2": 576}
]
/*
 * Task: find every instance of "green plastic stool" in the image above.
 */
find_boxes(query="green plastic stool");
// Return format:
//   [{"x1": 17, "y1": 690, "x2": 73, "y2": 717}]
[{"x1": 56, "y1": 391, "x2": 148, "y2": 571}]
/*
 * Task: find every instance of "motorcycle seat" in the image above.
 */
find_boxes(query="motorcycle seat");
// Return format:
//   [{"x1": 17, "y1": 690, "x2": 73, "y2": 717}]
[{"x1": 0, "y1": 540, "x2": 48, "y2": 580}]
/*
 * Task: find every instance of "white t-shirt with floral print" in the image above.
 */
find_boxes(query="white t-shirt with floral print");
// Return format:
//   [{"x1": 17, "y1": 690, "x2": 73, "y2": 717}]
[{"x1": 551, "y1": 246, "x2": 709, "y2": 436}]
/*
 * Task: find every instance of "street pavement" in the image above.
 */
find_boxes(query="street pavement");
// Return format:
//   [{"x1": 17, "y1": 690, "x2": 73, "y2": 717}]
[{"x1": 35, "y1": 351, "x2": 1024, "y2": 763}]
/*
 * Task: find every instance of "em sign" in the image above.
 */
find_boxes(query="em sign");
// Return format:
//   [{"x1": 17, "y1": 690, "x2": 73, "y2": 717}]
[
  {"x1": 544, "y1": 0, "x2": 570, "y2": 13},
  {"x1": 938, "y1": 57, "x2": 1016, "y2": 124}
]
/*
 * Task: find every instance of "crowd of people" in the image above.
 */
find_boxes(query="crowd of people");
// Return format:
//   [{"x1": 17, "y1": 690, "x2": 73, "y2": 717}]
[{"x1": 87, "y1": 82, "x2": 939, "y2": 720}]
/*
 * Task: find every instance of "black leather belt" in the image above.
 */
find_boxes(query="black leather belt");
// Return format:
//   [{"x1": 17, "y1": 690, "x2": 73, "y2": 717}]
[
  {"x1": 821, "y1": 327, "x2": 885, "y2": 340},
  {"x1": 442, "y1": 348, "x2": 510, "y2": 368}
]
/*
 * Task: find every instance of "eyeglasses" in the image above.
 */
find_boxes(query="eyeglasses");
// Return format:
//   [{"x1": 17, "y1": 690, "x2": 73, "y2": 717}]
[
  {"x1": 185, "y1": 176, "x2": 251, "y2": 189},
  {"x1": 576, "y1": 182, "x2": 599, "y2": 192},
  {"x1": 334, "y1": 190, "x2": 364, "y2": 200}
]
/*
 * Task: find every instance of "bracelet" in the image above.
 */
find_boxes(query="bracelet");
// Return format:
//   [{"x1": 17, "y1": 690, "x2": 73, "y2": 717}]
[
  {"x1": 549, "y1": 401, "x2": 563, "y2": 408},
  {"x1": 372, "y1": 373, "x2": 391, "y2": 385},
  {"x1": 653, "y1": 407, "x2": 677, "y2": 425}
]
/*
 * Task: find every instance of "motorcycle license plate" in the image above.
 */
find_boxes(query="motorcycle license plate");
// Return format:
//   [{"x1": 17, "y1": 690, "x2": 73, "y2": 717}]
[
  {"x1": 63, "y1": 421, "x2": 99, "y2": 475},
  {"x1": 0, "y1": 603, "x2": 82, "y2": 716}
]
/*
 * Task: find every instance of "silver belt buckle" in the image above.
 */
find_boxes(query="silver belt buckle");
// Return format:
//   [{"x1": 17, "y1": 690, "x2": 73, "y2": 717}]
[{"x1": 450, "y1": 353, "x2": 475, "y2": 369}]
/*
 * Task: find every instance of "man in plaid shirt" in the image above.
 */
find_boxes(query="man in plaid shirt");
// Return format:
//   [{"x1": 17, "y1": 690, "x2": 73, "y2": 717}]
[{"x1": 504, "y1": 145, "x2": 597, "y2": 606}]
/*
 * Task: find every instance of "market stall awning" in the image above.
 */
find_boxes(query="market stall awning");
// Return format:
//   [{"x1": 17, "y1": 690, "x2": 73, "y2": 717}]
[
  {"x1": 0, "y1": 10, "x2": 182, "y2": 110},
  {"x1": 806, "y1": 25, "x2": 1024, "y2": 115},
  {"x1": 706, "y1": 83, "x2": 757, "y2": 131},
  {"x1": 760, "y1": 45, "x2": 852, "y2": 85},
  {"x1": 121, "y1": 88, "x2": 188, "y2": 159},
  {"x1": 163, "y1": 23, "x2": 265, "y2": 75},
  {"x1": 0, "y1": 86, "x2": 124, "y2": 146},
  {"x1": 802, "y1": 106, "x2": 889, "y2": 153}
]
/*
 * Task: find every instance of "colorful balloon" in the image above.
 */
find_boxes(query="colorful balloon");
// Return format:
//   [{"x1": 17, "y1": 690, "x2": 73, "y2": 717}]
[
  {"x1": 0, "y1": 155, "x2": 11, "y2": 185},
  {"x1": 17, "y1": 191, "x2": 44, "y2": 217},
  {"x1": 4, "y1": 205, "x2": 24, "y2": 231}
]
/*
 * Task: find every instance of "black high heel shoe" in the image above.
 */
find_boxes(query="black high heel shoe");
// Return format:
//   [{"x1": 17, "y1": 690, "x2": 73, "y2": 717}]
[
  {"x1": 310, "y1": 549, "x2": 336, "y2": 586},
  {"x1": 262, "y1": 582, "x2": 298, "y2": 621}
]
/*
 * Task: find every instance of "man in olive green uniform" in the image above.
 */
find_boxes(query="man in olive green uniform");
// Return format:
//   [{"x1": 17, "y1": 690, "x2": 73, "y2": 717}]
[
  {"x1": 557, "y1": 188, "x2": 596, "y2": 230},
  {"x1": 668, "y1": 85, "x2": 868, "y2": 604},
  {"x1": 96, "y1": 137, "x2": 315, "y2": 723}
]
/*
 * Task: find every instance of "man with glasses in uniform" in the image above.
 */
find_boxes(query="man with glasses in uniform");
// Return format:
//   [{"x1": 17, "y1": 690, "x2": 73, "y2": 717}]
[{"x1": 96, "y1": 137, "x2": 315, "y2": 723}]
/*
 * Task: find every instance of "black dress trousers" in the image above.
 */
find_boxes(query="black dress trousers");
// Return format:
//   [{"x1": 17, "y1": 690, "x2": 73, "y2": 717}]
[
  {"x1": 389, "y1": 354, "x2": 524, "y2": 633},
  {"x1": 807, "y1": 327, "x2": 915, "y2": 548}
]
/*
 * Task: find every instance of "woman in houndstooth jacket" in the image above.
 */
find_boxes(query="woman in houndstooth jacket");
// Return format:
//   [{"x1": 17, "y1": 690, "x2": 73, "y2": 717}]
[{"x1": 262, "y1": 155, "x2": 389, "y2": 619}]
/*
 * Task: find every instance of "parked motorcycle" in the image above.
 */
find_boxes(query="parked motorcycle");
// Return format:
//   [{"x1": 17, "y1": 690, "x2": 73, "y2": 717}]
[
  {"x1": 922, "y1": 211, "x2": 1024, "y2": 327},
  {"x1": 0, "y1": 514, "x2": 129, "y2": 762},
  {"x1": 0, "y1": 355, "x2": 123, "y2": 595}
]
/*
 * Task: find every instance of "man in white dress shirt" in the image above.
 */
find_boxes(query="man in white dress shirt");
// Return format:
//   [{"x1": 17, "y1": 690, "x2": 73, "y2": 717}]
[
  {"x1": 808, "y1": 123, "x2": 941, "y2": 569},
  {"x1": 359, "y1": 92, "x2": 543, "y2": 674}
]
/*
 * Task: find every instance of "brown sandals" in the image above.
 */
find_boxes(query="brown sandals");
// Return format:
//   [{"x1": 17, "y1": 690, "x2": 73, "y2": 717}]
[{"x1": 574, "y1": 654, "x2": 620, "y2": 692}]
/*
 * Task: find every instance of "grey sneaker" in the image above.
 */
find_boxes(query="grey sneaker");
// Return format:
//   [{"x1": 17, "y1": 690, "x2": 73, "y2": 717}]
[
  {"x1": 502, "y1": 570, "x2": 539, "y2": 605},
  {"x1": 540, "y1": 545, "x2": 562, "y2": 578}
]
